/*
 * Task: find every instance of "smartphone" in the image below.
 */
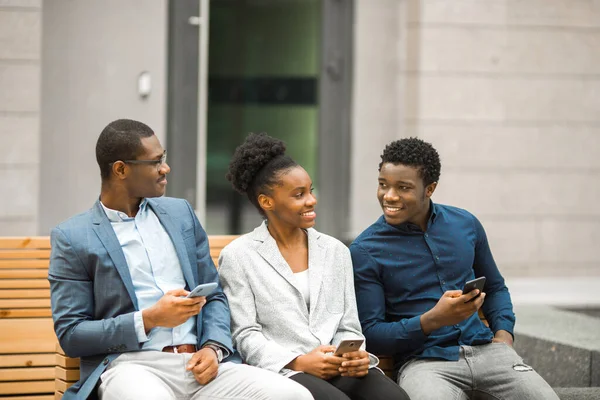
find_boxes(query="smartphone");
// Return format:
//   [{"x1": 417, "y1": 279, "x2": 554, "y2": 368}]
[
  {"x1": 333, "y1": 339, "x2": 365, "y2": 356},
  {"x1": 462, "y1": 276, "x2": 486, "y2": 302},
  {"x1": 186, "y1": 282, "x2": 218, "y2": 298}
]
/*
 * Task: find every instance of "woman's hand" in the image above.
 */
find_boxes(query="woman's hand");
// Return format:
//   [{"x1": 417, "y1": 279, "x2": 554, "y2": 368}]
[
  {"x1": 286, "y1": 345, "x2": 345, "y2": 380},
  {"x1": 338, "y1": 350, "x2": 370, "y2": 378}
]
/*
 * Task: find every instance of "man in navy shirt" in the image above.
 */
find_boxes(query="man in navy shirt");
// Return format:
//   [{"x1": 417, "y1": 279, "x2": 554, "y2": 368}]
[{"x1": 350, "y1": 138, "x2": 557, "y2": 399}]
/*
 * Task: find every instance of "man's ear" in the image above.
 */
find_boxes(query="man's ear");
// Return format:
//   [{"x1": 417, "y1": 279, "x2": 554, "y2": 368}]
[
  {"x1": 425, "y1": 182, "x2": 438, "y2": 198},
  {"x1": 258, "y1": 193, "x2": 274, "y2": 212},
  {"x1": 111, "y1": 161, "x2": 129, "y2": 180}
]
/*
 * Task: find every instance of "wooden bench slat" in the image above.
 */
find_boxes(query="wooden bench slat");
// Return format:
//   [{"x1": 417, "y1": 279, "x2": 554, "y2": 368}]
[
  {"x1": 55, "y1": 354, "x2": 79, "y2": 369},
  {"x1": 0, "y1": 380, "x2": 54, "y2": 395},
  {"x1": 0, "y1": 260, "x2": 50, "y2": 269},
  {"x1": 0, "y1": 280, "x2": 50, "y2": 289},
  {"x1": 54, "y1": 378, "x2": 74, "y2": 394},
  {"x1": 0, "y1": 237, "x2": 51, "y2": 250},
  {"x1": 0, "y1": 269, "x2": 49, "y2": 279},
  {"x1": 6, "y1": 395, "x2": 54, "y2": 400},
  {"x1": 207, "y1": 236, "x2": 238, "y2": 248},
  {"x1": 0, "y1": 308, "x2": 53, "y2": 318},
  {"x1": 0, "y1": 318, "x2": 56, "y2": 354},
  {"x1": 55, "y1": 366, "x2": 79, "y2": 381},
  {"x1": 0, "y1": 353, "x2": 55, "y2": 368},
  {"x1": 0, "y1": 366, "x2": 55, "y2": 381},
  {"x1": 0, "y1": 250, "x2": 51, "y2": 259},
  {"x1": 0, "y1": 289, "x2": 50, "y2": 299},
  {"x1": 0, "y1": 299, "x2": 51, "y2": 309}
]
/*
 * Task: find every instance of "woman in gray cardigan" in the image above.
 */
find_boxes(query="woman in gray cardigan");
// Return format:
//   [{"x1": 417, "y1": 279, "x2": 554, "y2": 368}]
[{"x1": 218, "y1": 133, "x2": 409, "y2": 400}]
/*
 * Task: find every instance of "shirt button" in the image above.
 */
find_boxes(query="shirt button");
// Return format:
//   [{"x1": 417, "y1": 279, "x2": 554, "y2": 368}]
[
  {"x1": 441, "y1": 280, "x2": 445, "y2": 285},
  {"x1": 435, "y1": 255, "x2": 440, "y2": 261},
  {"x1": 103, "y1": 358, "x2": 109, "y2": 365},
  {"x1": 424, "y1": 233, "x2": 428, "y2": 238}
]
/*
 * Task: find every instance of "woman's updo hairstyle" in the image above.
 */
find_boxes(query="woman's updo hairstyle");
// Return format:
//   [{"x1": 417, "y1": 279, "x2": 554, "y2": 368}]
[{"x1": 227, "y1": 132, "x2": 298, "y2": 216}]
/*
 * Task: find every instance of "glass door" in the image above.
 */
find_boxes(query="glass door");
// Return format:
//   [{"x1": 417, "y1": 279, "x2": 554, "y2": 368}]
[{"x1": 205, "y1": 0, "x2": 321, "y2": 234}]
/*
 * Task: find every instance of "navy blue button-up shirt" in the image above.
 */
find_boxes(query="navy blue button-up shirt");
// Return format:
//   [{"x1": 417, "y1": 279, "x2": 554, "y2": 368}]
[{"x1": 350, "y1": 202, "x2": 515, "y2": 368}]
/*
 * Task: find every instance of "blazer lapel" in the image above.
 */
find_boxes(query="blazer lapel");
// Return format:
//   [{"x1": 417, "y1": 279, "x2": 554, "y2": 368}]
[
  {"x1": 148, "y1": 200, "x2": 196, "y2": 290},
  {"x1": 253, "y1": 222, "x2": 297, "y2": 290},
  {"x1": 307, "y1": 228, "x2": 325, "y2": 317},
  {"x1": 91, "y1": 201, "x2": 139, "y2": 309}
]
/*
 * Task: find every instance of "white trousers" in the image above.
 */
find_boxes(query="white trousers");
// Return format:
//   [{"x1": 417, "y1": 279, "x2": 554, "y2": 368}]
[{"x1": 98, "y1": 351, "x2": 313, "y2": 400}]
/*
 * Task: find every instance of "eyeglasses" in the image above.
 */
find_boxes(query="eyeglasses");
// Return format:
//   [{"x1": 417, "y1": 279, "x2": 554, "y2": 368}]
[{"x1": 115, "y1": 151, "x2": 167, "y2": 172}]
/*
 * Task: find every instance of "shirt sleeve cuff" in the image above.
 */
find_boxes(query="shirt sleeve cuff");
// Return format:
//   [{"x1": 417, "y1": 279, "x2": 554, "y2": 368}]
[
  {"x1": 403, "y1": 315, "x2": 428, "y2": 340},
  {"x1": 492, "y1": 321, "x2": 515, "y2": 339},
  {"x1": 134, "y1": 311, "x2": 150, "y2": 343},
  {"x1": 202, "y1": 340, "x2": 231, "y2": 358},
  {"x1": 367, "y1": 353, "x2": 380, "y2": 368}
]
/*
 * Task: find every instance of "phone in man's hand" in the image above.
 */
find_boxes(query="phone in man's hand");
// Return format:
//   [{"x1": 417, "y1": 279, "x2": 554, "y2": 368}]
[
  {"x1": 186, "y1": 282, "x2": 218, "y2": 298},
  {"x1": 462, "y1": 276, "x2": 486, "y2": 303}
]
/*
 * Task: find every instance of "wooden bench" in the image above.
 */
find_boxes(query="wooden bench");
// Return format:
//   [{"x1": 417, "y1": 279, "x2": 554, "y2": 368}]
[
  {"x1": 54, "y1": 235, "x2": 239, "y2": 399},
  {"x1": 1, "y1": 235, "x2": 487, "y2": 397},
  {"x1": 0, "y1": 237, "x2": 55, "y2": 400},
  {"x1": 53, "y1": 234, "x2": 489, "y2": 392}
]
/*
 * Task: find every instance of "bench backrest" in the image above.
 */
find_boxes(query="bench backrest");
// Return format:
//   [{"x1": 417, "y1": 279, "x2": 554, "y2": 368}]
[{"x1": 0, "y1": 237, "x2": 55, "y2": 397}]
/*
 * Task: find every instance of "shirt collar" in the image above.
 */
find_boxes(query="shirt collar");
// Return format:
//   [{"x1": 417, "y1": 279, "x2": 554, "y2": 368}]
[
  {"x1": 100, "y1": 198, "x2": 148, "y2": 222},
  {"x1": 381, "y1": 200, "x2": 439, "y2": 233},
  {"x1": 429, "y1": 201, "x2": 438, "y2": 223}
]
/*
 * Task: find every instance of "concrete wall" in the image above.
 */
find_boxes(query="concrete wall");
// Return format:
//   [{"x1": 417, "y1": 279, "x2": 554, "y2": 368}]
[
  {"x1": 0, "y1": 0, "x2": 41, "y2": 235},
  {"x1": 38, "y1": 0, "x2": 168, "y2": 234},
  {"x1": 351, "y1": 0, "x2": 600, "y2": 278}
]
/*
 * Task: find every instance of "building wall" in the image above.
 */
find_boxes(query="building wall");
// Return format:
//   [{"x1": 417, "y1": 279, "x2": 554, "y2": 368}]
[
  {"x1": 351, "y1": 0, "x2": 600, "y2": 278},
  {"x1": 38, "y1": 0, "x2": 168, "y2": 234},
  {"x1": 0, "y1": 0, "x2": 41, "y2": 235}
]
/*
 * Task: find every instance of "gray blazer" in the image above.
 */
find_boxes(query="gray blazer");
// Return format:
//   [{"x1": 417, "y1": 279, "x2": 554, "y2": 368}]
[{"x1": 218, "y1": 222, "x2": 370, "y2": 376}]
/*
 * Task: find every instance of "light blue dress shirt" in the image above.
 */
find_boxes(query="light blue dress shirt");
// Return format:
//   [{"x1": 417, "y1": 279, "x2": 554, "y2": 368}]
[{"x1": 100, "y1": 199, "x2": 197, "y2": 350}]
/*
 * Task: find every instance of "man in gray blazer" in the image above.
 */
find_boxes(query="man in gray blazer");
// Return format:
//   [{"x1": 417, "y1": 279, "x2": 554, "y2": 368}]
[{"x1": 48, "y1": 119, "x2": 312, "y2": 400}]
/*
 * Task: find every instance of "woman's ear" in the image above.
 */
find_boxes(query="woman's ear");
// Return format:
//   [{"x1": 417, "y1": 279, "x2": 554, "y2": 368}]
[{"x1": 258, "y1": 193, "x2": 274, "y2": 212}]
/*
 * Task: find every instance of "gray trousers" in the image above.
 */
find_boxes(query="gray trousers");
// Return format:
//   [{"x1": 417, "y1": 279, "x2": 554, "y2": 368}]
[
  {"x1": 98, "y1": 351, "x2": 313, "y2": 400},
  {"x1": 398, "y1": 343, "x2": 559, "y2": 400}
]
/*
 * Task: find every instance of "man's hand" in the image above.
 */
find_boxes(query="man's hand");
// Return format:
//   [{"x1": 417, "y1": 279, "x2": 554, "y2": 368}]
[
  {"x1": 142, "y1": 289, "x2": 206, "y2": 333},
  {"x1": 286, "y1": 345, "x2": 344, "y2": 380},
  {"x1": 186, "y1": 348, "x2": 219, "y2": 385},
  {"x1": 420, "y1": 289, "x2": 485, "y2": 335},
  {"x1": 338, "y1": 350, "x2": 370, "y2": 378},
  {"x1": 492, "y1": 330, "x2": 514, "y2": 346}
]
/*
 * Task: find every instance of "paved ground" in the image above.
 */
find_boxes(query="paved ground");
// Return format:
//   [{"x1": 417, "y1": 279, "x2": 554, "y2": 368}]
[
  {"x1": 562, "y1": 307, "x2": 600, "y2": 319},
  {"x1": 506, "y1": 277, "x2": 600, "y2": 308}
]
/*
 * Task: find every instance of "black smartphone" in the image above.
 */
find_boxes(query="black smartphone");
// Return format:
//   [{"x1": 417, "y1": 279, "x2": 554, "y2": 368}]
[{"x1": 462, "y1": 276, "x2": 486, "y2": 302}]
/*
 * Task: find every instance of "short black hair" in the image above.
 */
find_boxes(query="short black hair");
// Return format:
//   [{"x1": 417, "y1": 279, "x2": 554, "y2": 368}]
[
  {"x1": 96, "y1": 119, "x2": 155, "y2": 180},
  {"x1": 379, "y1": 137, "x2": 441, "y2": 186},
  {"x1": 227, "y1": 132, "x2": 298, "y2": 217}
]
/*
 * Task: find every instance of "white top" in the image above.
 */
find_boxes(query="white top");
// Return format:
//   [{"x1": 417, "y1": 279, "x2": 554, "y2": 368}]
[{"x1": 292, "y1": 269, "x2": 310, "y2": 310}]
